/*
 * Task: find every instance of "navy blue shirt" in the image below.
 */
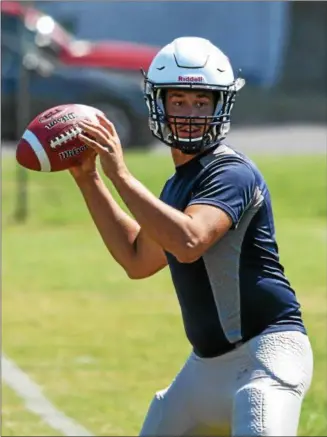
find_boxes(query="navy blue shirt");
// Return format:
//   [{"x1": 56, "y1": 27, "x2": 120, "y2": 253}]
[{"x1": 160, "y1": 144, "x2": 306, "y2": 358}]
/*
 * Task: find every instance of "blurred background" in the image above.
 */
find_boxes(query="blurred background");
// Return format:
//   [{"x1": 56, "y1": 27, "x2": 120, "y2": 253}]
[
  {"x1": 2, "y1": 2, "x2": 326, "y2": 436},
  {"x1": 2, "y1": 0, "x2": 326, "y2": 149}
]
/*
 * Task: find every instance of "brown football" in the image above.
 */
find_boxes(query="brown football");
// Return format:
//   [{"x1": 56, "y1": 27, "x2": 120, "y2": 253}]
[{"x1": 16, "y1": 104, "x2": 104, "y2": 172}]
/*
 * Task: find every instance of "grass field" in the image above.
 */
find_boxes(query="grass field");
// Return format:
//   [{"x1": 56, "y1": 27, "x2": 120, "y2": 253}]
[{"x1": 2, "y1": 150, "x2": 327, "y2": 436}]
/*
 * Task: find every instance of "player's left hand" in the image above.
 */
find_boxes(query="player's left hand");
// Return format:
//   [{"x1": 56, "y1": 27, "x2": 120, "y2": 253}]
[{"x1": 78, "y1": 114, "x2": 128, "y2": 180}]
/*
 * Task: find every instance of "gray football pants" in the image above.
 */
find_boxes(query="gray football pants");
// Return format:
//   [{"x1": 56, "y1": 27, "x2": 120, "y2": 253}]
[{"x1": 139, "y1": 330, "x2": 313, "y2": 436}]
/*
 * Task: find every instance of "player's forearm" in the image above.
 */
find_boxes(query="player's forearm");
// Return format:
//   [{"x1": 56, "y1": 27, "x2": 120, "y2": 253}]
[
  {"x1": 111, "y1": 171, "x2": 198, "y2": 261},
  {"x1": 73, "y1": 174, "x2": 141, "y2": 274}
]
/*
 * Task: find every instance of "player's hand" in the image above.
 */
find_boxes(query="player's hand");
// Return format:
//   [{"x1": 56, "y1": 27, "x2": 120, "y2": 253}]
[
  {"x1": 68, "y1": 149, "x2": 99, "y2": 181},
  {"x1": 77, "y1": 114, "x2": 128, "y2": 180}
]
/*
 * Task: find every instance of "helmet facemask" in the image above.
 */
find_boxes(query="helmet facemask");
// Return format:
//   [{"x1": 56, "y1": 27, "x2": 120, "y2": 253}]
[{"x1": 144, "y1": 80, "x2": 239, "y2": 154}]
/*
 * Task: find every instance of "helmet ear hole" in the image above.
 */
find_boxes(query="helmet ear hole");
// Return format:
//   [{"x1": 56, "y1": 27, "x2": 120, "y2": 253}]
[{"x1": 161, "y1": 89, "x2": 167, "y2": 108}]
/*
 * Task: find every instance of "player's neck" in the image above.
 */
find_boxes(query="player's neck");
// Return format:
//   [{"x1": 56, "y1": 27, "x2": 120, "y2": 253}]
[{"x1": 171, "y1": 148, "x2": 198, "y2": 168}]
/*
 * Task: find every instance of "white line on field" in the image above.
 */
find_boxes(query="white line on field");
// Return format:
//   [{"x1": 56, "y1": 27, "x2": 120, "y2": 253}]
[{"x1": 2, "y1": 354, "x2": 94, "y2": 436}]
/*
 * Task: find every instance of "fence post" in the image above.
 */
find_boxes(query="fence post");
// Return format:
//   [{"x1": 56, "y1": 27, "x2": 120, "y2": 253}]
[{"x1": 14, "y1": 1, "x2": 33, "y2": 223}]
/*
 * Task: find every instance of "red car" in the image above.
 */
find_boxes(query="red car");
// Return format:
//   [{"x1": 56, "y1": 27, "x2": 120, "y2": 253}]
[{"x1": 1, "y1": 1, "x2": 159, "y2": 73}]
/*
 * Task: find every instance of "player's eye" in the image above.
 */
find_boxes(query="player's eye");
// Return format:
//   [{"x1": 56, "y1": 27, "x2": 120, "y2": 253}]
[{"x1": 195, "y1": 101, "x2": 208, "y2": 108}]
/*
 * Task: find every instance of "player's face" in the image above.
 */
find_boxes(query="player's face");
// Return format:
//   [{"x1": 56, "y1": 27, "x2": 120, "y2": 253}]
[{"x1": 165, "y1": 89, "x2": 215, "y2": 139}]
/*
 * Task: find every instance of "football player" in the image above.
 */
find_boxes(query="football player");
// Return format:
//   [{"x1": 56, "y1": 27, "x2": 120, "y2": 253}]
[{"x1": 70, "y1": 37, "x2": 313, "y2": 436}]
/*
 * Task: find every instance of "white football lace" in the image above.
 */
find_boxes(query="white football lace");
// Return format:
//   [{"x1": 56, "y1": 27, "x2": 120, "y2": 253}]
[{"x1": 50, "y1": 126, "x2": 83, "y2": 149}]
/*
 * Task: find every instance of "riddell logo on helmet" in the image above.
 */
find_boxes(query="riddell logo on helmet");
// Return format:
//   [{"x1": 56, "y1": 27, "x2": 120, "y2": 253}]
[{"x1": 178, "y1": 76, "x2": 204, "y2": 83}]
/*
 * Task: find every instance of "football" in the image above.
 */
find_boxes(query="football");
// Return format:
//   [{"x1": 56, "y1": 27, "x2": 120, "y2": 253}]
[{"x1": 16, "y1": 104, "x2": 105, "y2": 172}]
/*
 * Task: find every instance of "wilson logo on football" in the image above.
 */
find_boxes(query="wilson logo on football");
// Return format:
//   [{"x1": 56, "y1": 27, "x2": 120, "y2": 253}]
[
  {"x1": 45, "y1": 112, "x2": 77, "y2": 130},
  {"x1": 178, "y1": 76, "x2": 204, "y2": 83}
]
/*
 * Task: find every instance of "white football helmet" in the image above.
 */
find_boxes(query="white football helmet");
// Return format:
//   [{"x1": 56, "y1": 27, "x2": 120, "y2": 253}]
[{"x1": 143, "y1": 37, "x2": 245, "y2": 154}]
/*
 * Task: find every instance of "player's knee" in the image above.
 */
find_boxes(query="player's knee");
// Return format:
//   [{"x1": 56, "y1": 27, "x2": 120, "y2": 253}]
[
  {"x1": 233, "y1": 383, "x2": 267, "y2": 436},
  {"x1": 232, "y1": 381, "x2": 302, "y2": 436}
]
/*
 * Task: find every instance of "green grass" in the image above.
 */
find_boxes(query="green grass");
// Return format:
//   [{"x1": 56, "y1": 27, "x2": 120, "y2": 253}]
[
  {"x1": 2, "y1": 385, "x2": 63, "y2": 437},
  {"x1": 2, "y1": 151, "x2": 327, "y2": 436}
]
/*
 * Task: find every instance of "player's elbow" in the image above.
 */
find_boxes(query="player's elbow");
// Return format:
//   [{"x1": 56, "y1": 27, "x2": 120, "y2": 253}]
[
  {"x1": 125, "y1": 267, "x2": 148, "y2": 280},
  {"x1": 126, "y1": 271, "x2": 145, "y2": 280},
  {"x1": 175, "y1": 249, "x2": 203, "y2": 264},
  {"x1": 125, "y1": 263, "x2": 162, "y2": 280},
  {"x1": 174, "y1": 238, "x2": 204, "y2": 264}
]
